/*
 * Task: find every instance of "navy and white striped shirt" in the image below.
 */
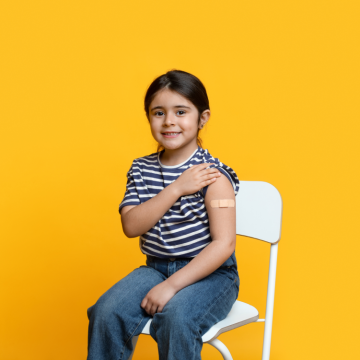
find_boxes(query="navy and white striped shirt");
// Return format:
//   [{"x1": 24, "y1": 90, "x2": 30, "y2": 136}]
[{"x1": 119, "y1": 146, "x2": 240, "y2": 259}]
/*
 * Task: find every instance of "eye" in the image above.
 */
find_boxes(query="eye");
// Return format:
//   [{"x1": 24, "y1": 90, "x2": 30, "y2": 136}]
[
  {"x1": 177, "y1": 110, "x2": 186, "y2": 115},
  {"x1": 154, "y1": 111, "x2": 164, "y2": 116}
]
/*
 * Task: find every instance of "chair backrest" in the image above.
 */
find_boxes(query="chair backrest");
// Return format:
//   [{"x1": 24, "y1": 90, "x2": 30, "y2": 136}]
[
  {"x1": 236, "y1": 181, "x2": 283, "y2": 244},
  {"x1": 235, "y1": 181, "x2": 282, "y2": 360}
]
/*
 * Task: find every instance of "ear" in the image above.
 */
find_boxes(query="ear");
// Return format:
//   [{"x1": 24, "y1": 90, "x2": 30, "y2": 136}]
[{"x1": 198, "y1": 109, "x2": 211, "y2": 129}]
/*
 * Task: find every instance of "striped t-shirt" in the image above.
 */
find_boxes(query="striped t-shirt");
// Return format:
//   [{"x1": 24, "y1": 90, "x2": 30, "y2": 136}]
[{"x1": 119, "y1": 146, "x2": 240, "y2": 259}]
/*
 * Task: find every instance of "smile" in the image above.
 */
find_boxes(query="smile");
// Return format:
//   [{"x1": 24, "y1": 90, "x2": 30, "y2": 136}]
[{"x1": 162, "y1": 132, "x2": 181, "y2": 138}]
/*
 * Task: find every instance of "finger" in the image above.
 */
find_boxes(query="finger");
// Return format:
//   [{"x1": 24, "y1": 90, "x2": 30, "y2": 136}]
[
  {"x1": 140, "y1": 297, "x2": 147, "y2": 309},
  {"x1": 201, "y1": 177, "x2": 217, "y2": 186},
  {"x1": 150, "y1": 304, "x2": 158, "y2": 317},
  {"x1": 200, "y1": 168, "x2": 221, "y2": 176},
  {"x1": 194, "y1": 163, "x2": 215, "y2": 171},
  {"x1": 201, "y1": 173, "x2": 221, "y2": 182},
  {"x1": 144, "y1": 299, "x2": 152, "y2": 314},
  {"x1": 145, "y1": 303, "x2": 152, "y2": 315}
]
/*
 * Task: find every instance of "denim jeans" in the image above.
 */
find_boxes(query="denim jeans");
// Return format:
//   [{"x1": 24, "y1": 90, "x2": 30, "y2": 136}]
[{"x1": 87, "y1": 251, "x2": 240, "y2": 360}]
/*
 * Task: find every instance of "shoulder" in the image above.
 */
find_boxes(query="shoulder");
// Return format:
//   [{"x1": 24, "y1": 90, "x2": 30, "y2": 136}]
[
  {"x1": 205, "y1": 173, "x2": 235, "y2": 200},
  {"x1": 198, "y1": 148, "x2": 240, "y2": 196}
]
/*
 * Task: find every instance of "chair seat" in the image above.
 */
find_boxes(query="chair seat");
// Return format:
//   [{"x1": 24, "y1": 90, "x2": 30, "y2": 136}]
[{"x1": 141, "y1": 300, "x2": 259, "y2": 343}]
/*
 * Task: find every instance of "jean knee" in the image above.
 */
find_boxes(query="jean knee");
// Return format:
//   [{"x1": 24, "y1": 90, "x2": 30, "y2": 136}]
[
  {"x1": 88, "y1": 294, "x2": 121, "y2": 325},
  {"x1": 154, "y1": 308, "x2": 194, "y2": 334}
]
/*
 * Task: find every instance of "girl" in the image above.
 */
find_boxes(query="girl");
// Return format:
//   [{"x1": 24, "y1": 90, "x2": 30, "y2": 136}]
[{"x1": 87, "y1": 70, "x2": 240, "y2": 360}]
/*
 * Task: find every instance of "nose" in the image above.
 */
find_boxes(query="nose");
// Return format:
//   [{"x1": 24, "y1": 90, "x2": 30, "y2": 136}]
[{"x1": 163, "y1": 113, "x2": 176, "y2": 127}]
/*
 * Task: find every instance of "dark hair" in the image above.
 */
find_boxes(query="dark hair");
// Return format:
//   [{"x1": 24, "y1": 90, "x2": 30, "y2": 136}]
[{"x1": 144, "y1": 69, "x2": 210, "y2": 152}]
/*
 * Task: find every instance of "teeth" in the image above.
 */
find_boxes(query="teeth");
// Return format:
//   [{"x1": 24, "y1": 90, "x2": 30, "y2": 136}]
[{"x1": 164, "y1": 133, "x2": 179, "y2": 135}]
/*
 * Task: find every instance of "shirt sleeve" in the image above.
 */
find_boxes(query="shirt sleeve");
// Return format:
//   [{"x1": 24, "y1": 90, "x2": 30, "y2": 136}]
[
  {"x1": 201, "y1": 160, "x2": 240, "y2": 198},
  {"x1": 118, "y1": 161, "x2": 142, "y2": 214}
]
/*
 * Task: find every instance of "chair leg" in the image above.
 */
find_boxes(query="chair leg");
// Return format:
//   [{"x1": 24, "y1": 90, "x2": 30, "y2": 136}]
[
  {"x1": 261, "y1": 243, "x2": 278, "y2": 360},
  {"x1": 207, "y1": 338, "x2": 233, "y2": 360},
  {"x1": 128, "y1": 335, "x2": 139, "y2": 360}
]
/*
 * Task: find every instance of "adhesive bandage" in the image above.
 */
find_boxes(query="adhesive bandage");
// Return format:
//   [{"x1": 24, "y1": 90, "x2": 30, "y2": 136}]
[{"x1": 210, "y1": 199, "x2": 235, "y2": 208}]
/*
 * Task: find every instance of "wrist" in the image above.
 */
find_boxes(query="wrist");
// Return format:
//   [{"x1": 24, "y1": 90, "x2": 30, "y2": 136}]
[
  {"x1": 168, "y1": 181, "x2": 183, "y2": 198},
  {"x1": 165, "y1": 276, "x2": 182, "y2": 293}
]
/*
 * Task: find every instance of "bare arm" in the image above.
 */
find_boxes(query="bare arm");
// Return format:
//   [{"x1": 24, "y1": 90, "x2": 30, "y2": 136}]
[
  {"x1": 166, "y1": 175, "x2": 236, "y2": 290},
  {"x1": 120, "y1": 163, "x2": 221, "y2": 238},
  {"x1": 141, "y1": 174, "x2": 236, "y2": 315}
]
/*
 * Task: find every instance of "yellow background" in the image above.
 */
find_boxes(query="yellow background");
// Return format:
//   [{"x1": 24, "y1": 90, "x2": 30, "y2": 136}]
[{"x1": 1, "y1": 1, "x2": 359, "y2": 359}]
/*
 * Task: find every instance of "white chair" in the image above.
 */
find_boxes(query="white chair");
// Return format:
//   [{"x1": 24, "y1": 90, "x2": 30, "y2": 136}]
[{"x1": 130, "y1": 181, "x2": 283, "y2": 360}]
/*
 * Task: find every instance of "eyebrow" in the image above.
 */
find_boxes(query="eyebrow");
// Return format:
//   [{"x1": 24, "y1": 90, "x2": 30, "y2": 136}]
[{"x1": 150, "y1": 105, "x2": 191, "y2": 111}]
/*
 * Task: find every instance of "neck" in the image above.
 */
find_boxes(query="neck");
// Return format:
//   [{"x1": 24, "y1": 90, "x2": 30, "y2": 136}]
[{"x1": 160, "y1": 141, "x2": 199, "y2": 166}]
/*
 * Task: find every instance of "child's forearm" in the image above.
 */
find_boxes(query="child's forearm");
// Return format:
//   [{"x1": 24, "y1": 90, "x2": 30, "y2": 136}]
[
  {"x1": 165, "y1": 237, "x2": 236, "y2": 292},
  {"x1": 121, "y1": 182, "x2": 181, "y2": 238}
]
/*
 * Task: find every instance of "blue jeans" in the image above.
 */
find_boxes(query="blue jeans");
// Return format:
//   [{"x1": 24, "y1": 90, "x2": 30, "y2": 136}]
[{"x1": 87, "y1": 252, "x2": 240, "y2": 360}]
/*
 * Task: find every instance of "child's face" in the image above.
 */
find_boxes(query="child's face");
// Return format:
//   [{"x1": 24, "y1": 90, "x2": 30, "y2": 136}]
[{"x1": 149, "y1": 88, "x2": 206, "y2": 151}]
